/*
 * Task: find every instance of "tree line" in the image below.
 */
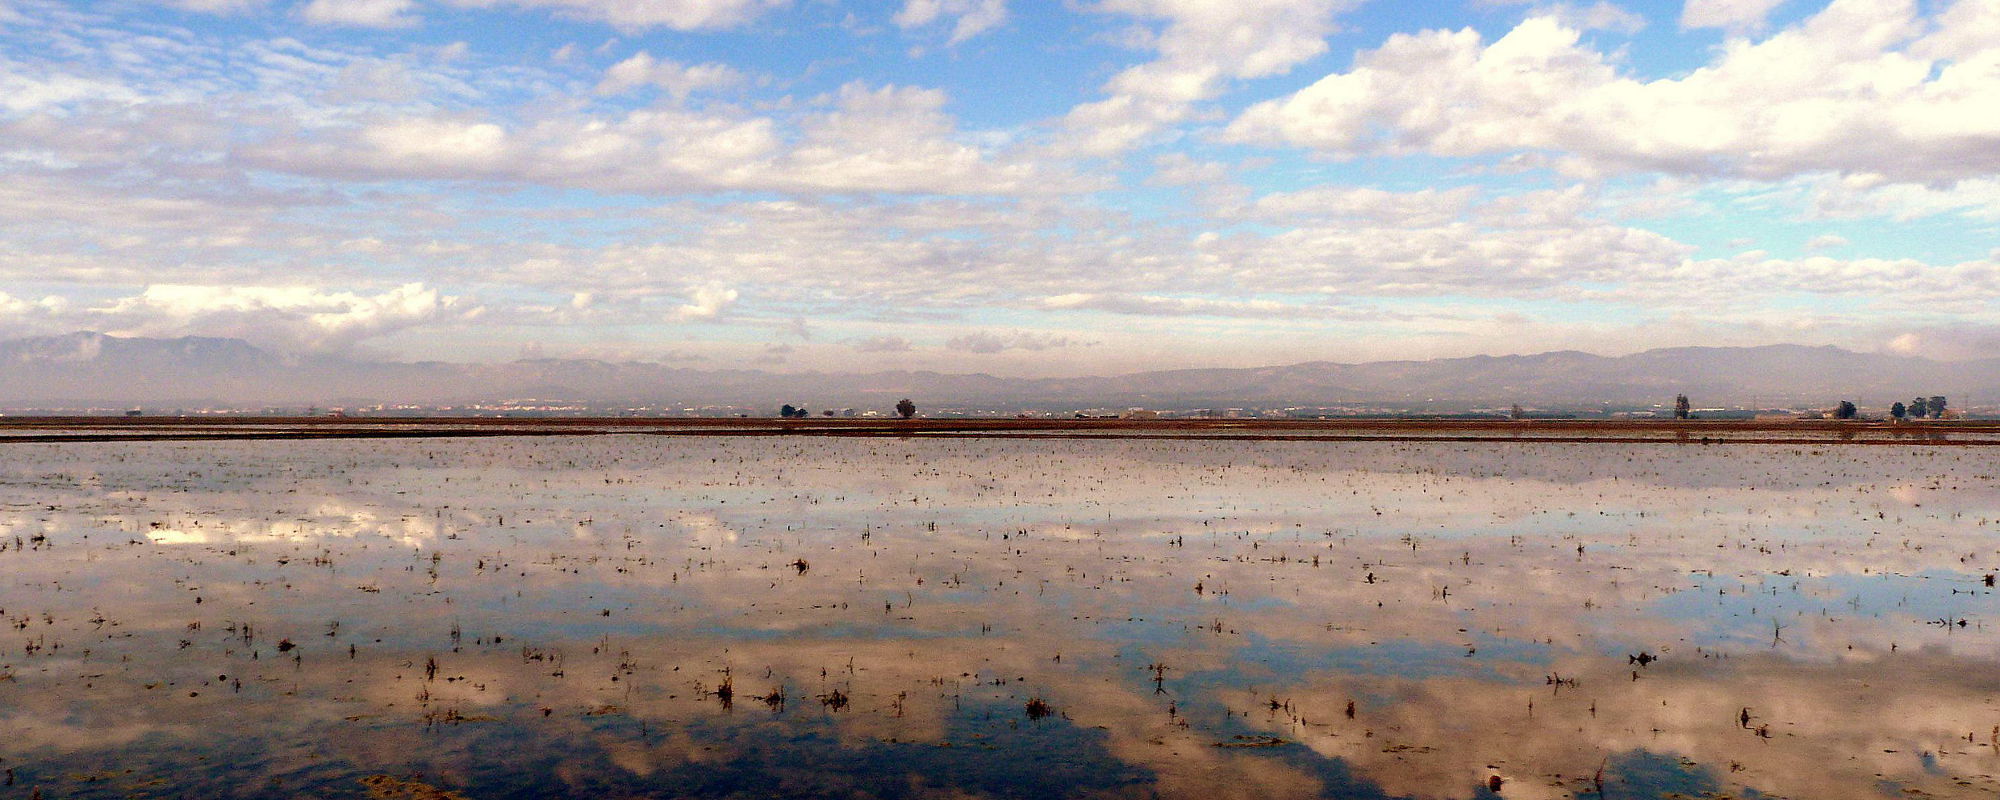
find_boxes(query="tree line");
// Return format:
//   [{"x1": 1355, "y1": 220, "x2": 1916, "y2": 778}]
[
  {"x1": 1675, "y1": 394, "x2": 1952, "y2": 421},
  {"x1": 1891, "y1": 396, "x2": 1948, "y2": 419},
  {"x1": 778, "y1": 399, "x2": 917, "y2": 419}
]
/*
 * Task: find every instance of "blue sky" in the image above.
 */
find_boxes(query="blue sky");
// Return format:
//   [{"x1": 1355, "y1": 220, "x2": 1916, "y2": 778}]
[{"x1": 0, "y1": 0, "x2": 1996, "y2": 374}]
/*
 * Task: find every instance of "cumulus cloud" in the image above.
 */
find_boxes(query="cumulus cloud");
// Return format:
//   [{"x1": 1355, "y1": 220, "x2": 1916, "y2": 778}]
[
  {"x1": 464, "y1": 184, "x2": 1998, "y2": 331},
  {"x1": 234, "y1": 81, "x2": 1089, "y2": 195},
  {"x1": 1227, "y1": 0, "x2": 2000, "y2": 183},
  {"x1": 446, "y1": 0, "x2": 786, "y2": 31},
  {"x1": 1248, "y1": 185, "x2": 1480, "y2": 226},
  {"x1": 1147, "y1": 152, "x2": 1232, "y2": 186},
  {"x1": 152, "y1": 0, "x2": 268, "y2": 11},
  {"x1": 89, "y1": 283, "x2": 474, "y2": 351},
  {"x1": 596, "y1": 52, "x2": 743, "y2": 98},
  {"x1": 0, "y1": 292, "x2": 66, "y2": 337},
  {"x1": 1546, "y1": 1, "x2": 1648, "y2": 33},
  {"x1": 1480, "y1": 0, "x2": 1649, "y2": 34},
  {"x1": 1058, "y1": 0, "x2": 1359, "y2": 155},
  {"x1": 0, "y1": 72, "x2": 141, "y2": 112},
  {"x1": 1681, "y1": 0, "x2": 1788, "y2": 31},
  {"x1": 355, "y1": 117, "x2": 510, "y2": 169},
  {"x1": 895, "y1": 0, "x2": 1008, "y2": 44},
  {"x1": 5, "y1": 0, "x2": 1998, "y2": 372},
  {"x1": 1201, "y1": 206, "x2": 1697, "y2": 298},
  {"x1": 300, "y1": 0, "x2": 419, "y2": 27},
  {"x1": 1797, "y1": 174, "x2": 2000, "y2": 222},
  {"x1": 671, "y1": 284, "x2": 738, "y2": 321}
]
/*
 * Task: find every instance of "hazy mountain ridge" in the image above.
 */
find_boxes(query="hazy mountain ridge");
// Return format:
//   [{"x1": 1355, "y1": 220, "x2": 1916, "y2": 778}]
[{"x1": 1, "y1": 332, "x2": 1991, "y2": 409}]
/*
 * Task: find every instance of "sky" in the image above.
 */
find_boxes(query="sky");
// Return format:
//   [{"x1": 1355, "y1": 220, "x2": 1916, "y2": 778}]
[{"x1": 0, "y1": 0, "x2": 1997, "y2": 376}]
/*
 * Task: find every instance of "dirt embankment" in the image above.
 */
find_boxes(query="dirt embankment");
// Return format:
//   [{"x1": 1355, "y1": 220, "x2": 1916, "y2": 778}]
[{"x1": 2, "y1": 416, "x2": 1996, "y2": 445}]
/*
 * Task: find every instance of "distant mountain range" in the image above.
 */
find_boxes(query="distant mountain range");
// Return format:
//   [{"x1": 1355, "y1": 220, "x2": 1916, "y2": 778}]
[{"x1": 0, "y1": 331, "x2": 1990, "y2": 411}]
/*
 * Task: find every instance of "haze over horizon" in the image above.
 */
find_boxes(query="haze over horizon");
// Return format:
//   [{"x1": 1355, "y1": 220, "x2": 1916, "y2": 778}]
[
  {"x1": 2, "y1": 330, "x2": 1989, "y2": 409},
  {"x1": 3, "y1": 0, "x2": 1998, "y2": 376}
]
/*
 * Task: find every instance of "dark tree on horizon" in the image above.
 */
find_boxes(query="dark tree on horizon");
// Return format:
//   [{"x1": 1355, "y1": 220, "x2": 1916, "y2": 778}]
[
  {"x1": 1891, "y1": 401, "x2": 1906, "y2": 419},
  {"x1": 896, "y1": 398, "x2": 916, "y2": 419},
  {"x1": 1931, "y1": 396, "x2": 1947, "y2": 418},
  {"x1": 1674, "y1": 394, "x2": 1690, "y2": 420},
  {"x1": 1911, "y1": 397, "x2": 1930, "y2": 418},
  {"x1": 1835, "y1": 400, "x2": 1857, "y2": 420}
]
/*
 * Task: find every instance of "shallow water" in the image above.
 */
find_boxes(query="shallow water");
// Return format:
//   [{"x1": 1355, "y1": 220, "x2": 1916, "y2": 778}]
[{"x1": 1, "y1": 435, "x2": 1996, "y2": 799}]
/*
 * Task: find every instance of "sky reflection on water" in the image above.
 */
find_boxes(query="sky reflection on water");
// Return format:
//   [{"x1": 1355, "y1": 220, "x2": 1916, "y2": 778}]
[{"x1": 2, "y1": 436, "x2": 1997, "y2": 799}]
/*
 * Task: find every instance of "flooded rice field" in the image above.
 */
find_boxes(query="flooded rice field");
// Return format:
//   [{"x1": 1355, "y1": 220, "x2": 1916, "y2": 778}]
[{"x1": 2, "y1": 435, "x2": 1997, "y2": 799}]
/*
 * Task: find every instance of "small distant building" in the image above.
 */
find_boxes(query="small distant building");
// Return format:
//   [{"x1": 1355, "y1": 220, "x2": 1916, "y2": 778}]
[
  {"x1": 125, "y1": 409, "x2": 143, "y2": 417},
  {"x1": 1120, "y1": 409, "x2": 1159, "y2": 420}
]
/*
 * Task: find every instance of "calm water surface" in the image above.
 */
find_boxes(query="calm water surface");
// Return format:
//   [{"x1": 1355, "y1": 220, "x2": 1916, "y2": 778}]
[{"x1": 2, "y1": 436, "x2": 1996, "y2": 799}]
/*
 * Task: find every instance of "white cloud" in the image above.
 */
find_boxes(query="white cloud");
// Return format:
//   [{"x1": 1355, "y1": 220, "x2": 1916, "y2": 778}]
[
  {"x1": 1039, "y1": 293, "x2": 1367, "y2": 319},
  {"x1": 894, "y1": 0, "x2": 945, "y2": 27},
  {"x1": 1800, "y1": 174, "x2": 2000, "y2": 221},
  {"x1": 1804, "y1": 233, "x2": 1849, "y2": 251},
  {"x1": 945, "y1": 330, "x2": 1080, "y2": 353},
  {"x1": 1882, "y1": 324, "x2": 2000, "y2": 360},
  {"x1": 89, "y1": 283, "x2": 474, "y2": 351},
  {"x1": 233, "y1": 80, "x2": 1090, "y2": 195},
  {"x1": 1202, "y1": 205, "x2": 1697, "y2": 298},
  {"x1": 1548, "y1": 1, "x2": 1647, "y2": 33},
  {"x1": 463, "y1": 185, "x2": 2000, "y2": 332},
  {"x1": 894, "y1": 0, "x2": 1008, "y2": 44},
  {"x1": 359, "y1": 117, "x2": 511, "y2": 168},
  {"x1": 5, "y1": 0, "x2": 1997, "y2": 372},
  {"x1": 154, "y1": 0, "x2": 268, "y2": 11},
  {"x1": 596, "y1": 52, "x2": 743, "y2": 98},
  {"x1": 0, "y1": 72, "x2": 141, "y2": 112},
  {"x1": 1249, "y1": 185, "x2": 1480, "y2": 226},
  {"x1": 1227, "y1": 0, "x2": 2000, "y2": 183},
  {"x1": 0, "y1": 291, "x2": 46, "y2": 323},
  {"x1": 1681, "y1": 0, "x2": 1787, "y2": 31},
  {"x1": 672, "y1": 284, "x2": 737, "y2": 320},
  {"x1": 299, "y1": 0, "x2": 419, "y2": 28},
  {"x1": 447, "y1": 0, "x2": 786, "y2": 31},
  {"x1": 0, "y1": 291, "x2": 71, "y2": 340},
  {"x1": 1057, "y1": 0, "x2": 1358, "y2": 155},
  {"x1": 1147, "y1": 152, "x2": 1232, "y2": 186},
  {"x1": 1913, "y1": 0, "x2": 2000, "y2": 63}
]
